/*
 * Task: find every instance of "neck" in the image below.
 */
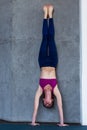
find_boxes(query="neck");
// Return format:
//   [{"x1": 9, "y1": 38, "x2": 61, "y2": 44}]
[{"x1": 45, "y1": 89, "x2": 51, "y2": 98}]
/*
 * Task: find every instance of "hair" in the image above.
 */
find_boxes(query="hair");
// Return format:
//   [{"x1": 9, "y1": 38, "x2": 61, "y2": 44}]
[{"x1": 42, "y1": 91, "x2": 54, "y2": 108}]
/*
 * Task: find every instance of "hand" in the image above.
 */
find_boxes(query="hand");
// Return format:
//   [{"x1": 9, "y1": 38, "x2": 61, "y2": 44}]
[
  {"x1": 57, "y1": 123, "x2": 69, "y2": 126},
  {"x1": 31, "y1": 122, "x2": 40, "y2": 126}
]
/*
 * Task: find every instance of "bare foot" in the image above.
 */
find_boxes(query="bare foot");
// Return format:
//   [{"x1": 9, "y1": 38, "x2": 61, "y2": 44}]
[
  {"x1": 48, "y1": 5, "x2": 54, "y2": 18},
  {"x1": 43, "y1": 5, "x2": 49, "y2": 19}
]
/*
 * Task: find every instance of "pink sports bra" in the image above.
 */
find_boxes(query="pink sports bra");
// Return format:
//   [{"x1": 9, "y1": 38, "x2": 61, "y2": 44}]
[{"x1": 39, "y1": 78, "x2": 58, "y2": 91}]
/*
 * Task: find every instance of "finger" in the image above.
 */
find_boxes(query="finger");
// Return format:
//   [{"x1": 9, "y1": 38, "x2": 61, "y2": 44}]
[
  {"x1": 63, "y1": 124, "x2": 69, "y2": 126},
  {"x1": 30, "y1": 123, "x2": 36, "y2": 126},
  {"x1": 57, "y1": 124, "x2": 62, "y2": 126},
  {"x1": 36, "y1": 123, "x2": 40, "y2": 125},
  {"x1": 57, "y1": 124, "x2": 69, "y2": 127}
]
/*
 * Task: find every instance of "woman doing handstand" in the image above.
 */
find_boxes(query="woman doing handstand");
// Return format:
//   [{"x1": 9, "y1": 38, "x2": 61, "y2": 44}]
[{"x1": 31, "y1": 5, "x2": 68, "y2": 126}]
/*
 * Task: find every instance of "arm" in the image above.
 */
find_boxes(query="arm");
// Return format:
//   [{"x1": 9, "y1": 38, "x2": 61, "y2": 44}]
[
  {"x1": 54, "y1": 85, "x2": 64, "y2": 125},
  {"x1": 54, "y1": 85, "x2": 68, "y2": 126},
  {"x1": 31, "y1": 86, "x2": 42, "y2": 125}
]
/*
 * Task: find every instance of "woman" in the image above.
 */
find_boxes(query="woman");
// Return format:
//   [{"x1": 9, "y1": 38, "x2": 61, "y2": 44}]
[{"x1": 31, "y1": 5, "x2": 68, "y2": 126}]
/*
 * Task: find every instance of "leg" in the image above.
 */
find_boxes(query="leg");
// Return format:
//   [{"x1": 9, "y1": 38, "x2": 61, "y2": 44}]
[
  {"x1": 38, "y1": 6, "x2": 49, "y2": 67},
  {"x1": 48, "y1": 6, "x2": 58, "y2": 67},
  {"x1": 38, "y1": 19, "x2": 48, "y2": 60}
]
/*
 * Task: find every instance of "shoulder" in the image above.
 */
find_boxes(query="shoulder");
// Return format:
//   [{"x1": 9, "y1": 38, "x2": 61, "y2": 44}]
[{"x1": 53, "y1": 85, "x2": 60, "y2": 96}]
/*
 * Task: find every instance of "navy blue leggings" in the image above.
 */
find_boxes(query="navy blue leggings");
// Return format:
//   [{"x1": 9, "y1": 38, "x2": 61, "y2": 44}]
[{"x1": 38, "y1": 18, "x2": 58, "y2": 68}]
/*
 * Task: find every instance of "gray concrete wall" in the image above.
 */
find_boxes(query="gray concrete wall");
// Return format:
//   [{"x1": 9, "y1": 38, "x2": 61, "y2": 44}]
[{"x1": 0, "y1": 0, "x2": 80, "y2": 123}]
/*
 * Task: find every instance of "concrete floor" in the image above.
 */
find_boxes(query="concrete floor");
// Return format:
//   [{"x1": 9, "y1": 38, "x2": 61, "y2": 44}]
[
  {"x1": 0, "y1": 0, "x2": 80, "y2": 123},
  {"x1": 0, "y1": 124, "x2": 86, "y2": 130}
]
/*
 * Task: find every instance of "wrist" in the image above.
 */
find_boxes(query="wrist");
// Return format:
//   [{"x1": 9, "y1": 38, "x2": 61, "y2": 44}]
[
  {"x1": 32, "y1": 113, "x2": 36, "y2": 123},
  {"x1": 60, "y1": 120, "x2": 64, "y2": 125},
  {"x1": 32, "y1": 119, "x2": 35, "y2": 123},
  {"x1": 32, "y1": 117, "x2": 35, "y2": 124},
  {"x1": 60, "y1": 122, "x2": 64, "y2": 125}
]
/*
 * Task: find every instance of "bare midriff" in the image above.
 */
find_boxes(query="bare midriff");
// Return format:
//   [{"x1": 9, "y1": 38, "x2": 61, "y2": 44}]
[{"x1": 40, "y1": 66, "x2": 56, "y2": 79}]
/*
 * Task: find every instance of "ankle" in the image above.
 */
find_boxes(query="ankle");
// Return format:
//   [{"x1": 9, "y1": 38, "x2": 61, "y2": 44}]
[
  {"x1": 49, "y1": 14, "x2": 53, "y2": 18},
  {"x1": 44, "y1": 13, "x2": 48, "y2": 19}
]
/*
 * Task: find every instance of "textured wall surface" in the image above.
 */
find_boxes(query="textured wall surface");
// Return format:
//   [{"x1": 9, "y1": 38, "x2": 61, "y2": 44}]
[{"x1": 0, "y1": 0, "x2": 80, "y2": 122}]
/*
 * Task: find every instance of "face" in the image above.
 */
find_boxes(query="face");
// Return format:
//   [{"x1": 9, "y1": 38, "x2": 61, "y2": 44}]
[
  {"x1": 43, "y1": 85, "x2": 53, "y2": 107},
  {"x1": 43, "y1": 98, "x2": 53, "y2": 107}
]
